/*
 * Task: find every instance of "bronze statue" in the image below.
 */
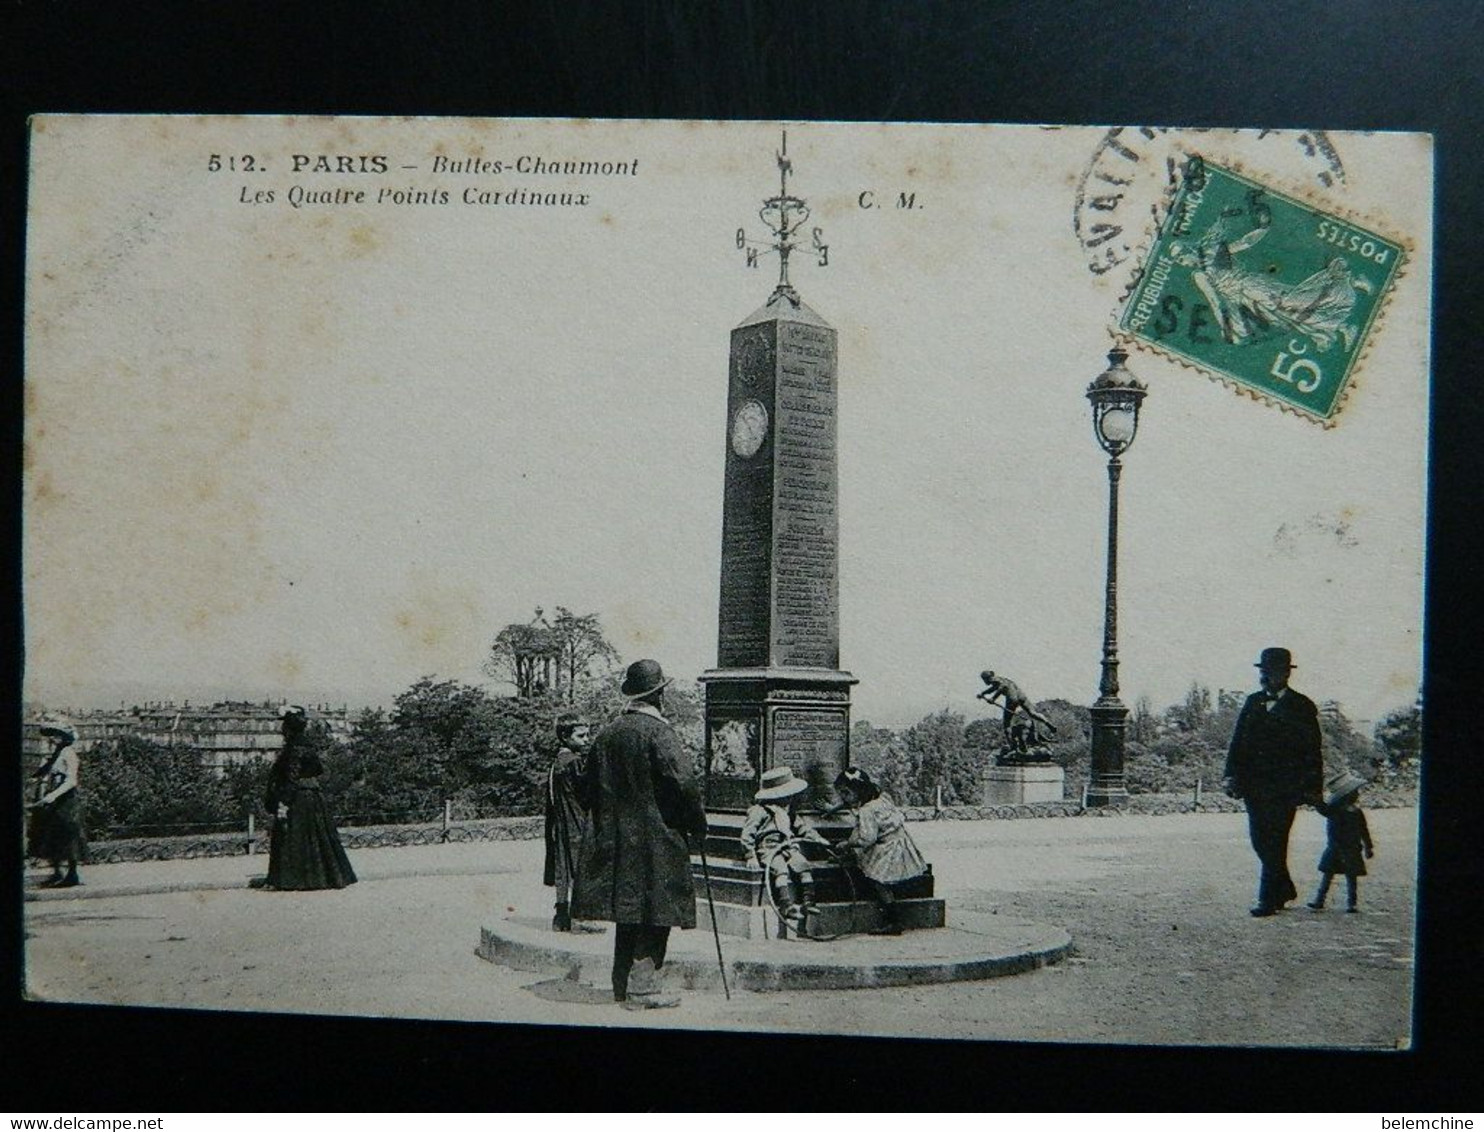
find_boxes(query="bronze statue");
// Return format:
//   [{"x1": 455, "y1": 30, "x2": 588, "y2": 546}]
[{"x1": 977, "y1": 670, "x2": 1057, "y2": 761}]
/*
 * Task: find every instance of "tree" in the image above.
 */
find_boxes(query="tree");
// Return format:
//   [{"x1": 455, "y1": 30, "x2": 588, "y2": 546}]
[
  {"x1": 1132, "y1": 694, "x2": 1156, "y2": 743},
  {"x1": 902, "y1": 709, "x2": 980, "y2": 806},
  {"x1": 329, "y1": 678, "x2": 549, "y2": 822},
  {"x1": 83, "y1": 735, "x2": 235, "y2": 836},
  {"x1": 851, "y1": 721, "x2": 912, "y2": 806},
  {"x1": 1166, "y1": 682, "x2": 1213, "y2": 733},
  {"x1": 1318, "y1": 700, "x2": 1378, "y2": 777},
  {"x1": 1033, "y1": 698, "x2": 1092, "y2": 791},
  {"x1": 1374, "y1": 701, "x2": 1421, "y2": 771},
  {"x1": 548, "y1": 607, "x2": 622, "y2": 702}
]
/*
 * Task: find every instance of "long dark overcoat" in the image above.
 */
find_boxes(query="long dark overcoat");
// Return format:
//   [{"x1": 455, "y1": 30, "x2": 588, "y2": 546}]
[
  {"x1": 1223, "y1": 689, "x2": 1324, "y2": 804},
  {"x1": 570, "y1": 706, "x2": 707, "y2": 928},
  {"x1": 543, "y1": 746, "x2": 588, "y2": 889}
]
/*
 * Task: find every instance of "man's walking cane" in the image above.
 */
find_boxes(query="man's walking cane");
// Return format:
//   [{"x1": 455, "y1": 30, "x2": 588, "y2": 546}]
[{"x1": 697, "y1": 842, "x2": 731, "y2": 1000}]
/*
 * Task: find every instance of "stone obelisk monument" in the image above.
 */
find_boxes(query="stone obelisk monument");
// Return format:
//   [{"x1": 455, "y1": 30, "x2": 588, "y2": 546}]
[
  {"x1": 693, "y1": 132, "x2": 942, "y2": 940},
  {"x1": 698, "y1": 132, "x2": 856, "y2": 813}
]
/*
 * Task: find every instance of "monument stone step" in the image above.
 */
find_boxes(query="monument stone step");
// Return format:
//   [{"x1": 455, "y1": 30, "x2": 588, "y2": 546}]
[
  {"x1": 700, "y1": 814, "x2": 863, "y2": 862},
  {"x1": 692, "y1": 859, "x2": 935, "y2": 905},
  {"x1": 696, "y1": 895, "x2": 947, "y2": 940}
]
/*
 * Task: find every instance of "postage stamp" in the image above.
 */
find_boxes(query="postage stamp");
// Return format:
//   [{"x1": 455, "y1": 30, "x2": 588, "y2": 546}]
[{"x1": 1118, "y1": 157, "x2": 1405, "y2": 423}]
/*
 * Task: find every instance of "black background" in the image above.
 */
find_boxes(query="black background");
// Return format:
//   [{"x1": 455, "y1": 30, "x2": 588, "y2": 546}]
[{"x1": 3, "y1": 0, "x2": 1480, "y2": 1112}]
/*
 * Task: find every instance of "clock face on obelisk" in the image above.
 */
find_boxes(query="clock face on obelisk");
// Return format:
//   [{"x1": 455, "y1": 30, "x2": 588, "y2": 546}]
[{"x1": 730, "y1": 399, "x2": 770, "y2": 457}]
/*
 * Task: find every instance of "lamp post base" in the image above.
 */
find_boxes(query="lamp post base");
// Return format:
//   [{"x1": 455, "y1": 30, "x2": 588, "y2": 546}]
[{"x1": 1086, "y1": 698, "x2": 1131, "y2": 808}]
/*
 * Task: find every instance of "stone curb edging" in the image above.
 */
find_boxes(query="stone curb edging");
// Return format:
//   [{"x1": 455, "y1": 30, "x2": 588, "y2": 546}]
[
  {"x1": 24, "y1": 863, "x2": 521, "y2": 903},
  {"x1": 476, "y1": 913, "x2": 1073, "y2": 993},
  {"x1": 25, "y1": 878, "x2": 258, "y2": 903}
]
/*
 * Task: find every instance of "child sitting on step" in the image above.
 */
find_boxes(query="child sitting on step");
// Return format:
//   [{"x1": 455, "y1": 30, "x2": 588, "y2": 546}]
[
  {"x1": 740, "y1": 767, "x2": 830, "y2": 933},
  {"x1": 834, "y1": 768, "x2": 927, "y2": 935}
]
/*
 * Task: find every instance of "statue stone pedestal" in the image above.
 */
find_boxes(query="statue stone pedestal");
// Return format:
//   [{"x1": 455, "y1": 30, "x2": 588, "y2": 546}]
[{"x1": 983, "y1": 763, "x2": 1065, "y2": 805}]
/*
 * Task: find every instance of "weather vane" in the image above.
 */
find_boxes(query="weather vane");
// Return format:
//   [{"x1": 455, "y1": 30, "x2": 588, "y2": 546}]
[{"x1": 736, "y1": 129, "x2": 829, "y2": 304}]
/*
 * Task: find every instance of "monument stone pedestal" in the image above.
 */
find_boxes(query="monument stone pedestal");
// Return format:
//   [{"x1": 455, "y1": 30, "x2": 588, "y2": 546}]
[
  {"x1": 983, "y1": 762, "x2": 1065, "y2": 805},
  {"x1": 699, "y1": 668, "x2": 856, "y2": 811}
]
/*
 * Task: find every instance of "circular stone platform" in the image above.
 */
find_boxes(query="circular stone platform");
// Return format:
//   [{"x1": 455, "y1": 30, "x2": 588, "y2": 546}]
[{"x1": 477, "y1": 911, "x2": 1071, "y2": 993}]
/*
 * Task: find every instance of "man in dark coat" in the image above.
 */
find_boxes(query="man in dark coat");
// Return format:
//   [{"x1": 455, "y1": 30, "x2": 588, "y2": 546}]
[
  {"x1": 543, "y1": 713, "x2": 591, "y2": 932},
  {"x1": 570, "y1": 659, "x2": 707, "y2": 1009},
  {"x1": 1223, "y1": 647, "x2": 1324, "y2": 916}
]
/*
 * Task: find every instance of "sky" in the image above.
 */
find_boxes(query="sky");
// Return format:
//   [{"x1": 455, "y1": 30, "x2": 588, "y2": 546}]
[{"x1": 23, "y1": 119, "x2": 1429, "y2": 728}]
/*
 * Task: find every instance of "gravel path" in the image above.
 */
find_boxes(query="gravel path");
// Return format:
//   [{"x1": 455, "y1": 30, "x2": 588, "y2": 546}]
[{"x1": 23, "y1": 808, "x2": 1416, "y2": 1048}]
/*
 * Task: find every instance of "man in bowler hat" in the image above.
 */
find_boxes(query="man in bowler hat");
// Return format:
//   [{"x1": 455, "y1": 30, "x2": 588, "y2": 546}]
[
  {"x1": 570, "y1": 659, "x2": 707, "y2": 1009},
  {"x1": 1223, "y1": 647, "x2": 1324, "y2": 916}
]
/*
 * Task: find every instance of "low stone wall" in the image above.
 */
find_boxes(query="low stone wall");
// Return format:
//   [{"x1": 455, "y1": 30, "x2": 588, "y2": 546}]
[
  {"x1": 72, "y1": 788, "x2": 1417, "y2": 864},
  {"x1": 79, "y1": 814, "x2": 545, "y2": 865},
  {"x1": 902, "y1": 786, "x2": 1418, "y2": 823}
]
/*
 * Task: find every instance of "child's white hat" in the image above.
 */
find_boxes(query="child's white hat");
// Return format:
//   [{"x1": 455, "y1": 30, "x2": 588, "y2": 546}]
[
  {"x1": 1325, "y1": 770, "x2": 1368, "y2": 807},
  {"x1": 755, "y1": 767, "x2": 808, "y2": 802}
]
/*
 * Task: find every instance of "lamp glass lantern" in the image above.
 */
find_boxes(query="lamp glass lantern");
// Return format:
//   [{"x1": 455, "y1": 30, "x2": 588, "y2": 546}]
[{"x1": 1086, "y1": 347, "x2": 1147, "y2": 458}]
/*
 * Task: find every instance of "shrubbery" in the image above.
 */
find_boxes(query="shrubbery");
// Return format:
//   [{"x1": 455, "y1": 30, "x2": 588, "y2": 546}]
[
  {"x1": 70, "y1": 674, "x2": 1419, "y2": 837},
  {"x1": 855, "y1": 686, "x2": 1418, "y2": 806},
  {"x1": 83, "y1": 735, "x2": 244, "y2": 837},
  {"x1": 76, "y1": 674, "x2": 709, "y2": 836}
]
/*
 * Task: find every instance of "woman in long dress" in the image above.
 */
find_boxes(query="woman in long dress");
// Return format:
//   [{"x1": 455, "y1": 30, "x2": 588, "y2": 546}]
[
  {"x1": 29, "y1": 718, "x2": 85, "y2": 887},
  {"x1": 262, "y1": 705, "x2": 357, "y2": 891}
]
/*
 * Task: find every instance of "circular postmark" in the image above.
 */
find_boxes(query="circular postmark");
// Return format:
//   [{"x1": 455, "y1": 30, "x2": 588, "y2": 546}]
[{"x1": 1073, "y1": 126, "x2": 1347, "y2": 281}]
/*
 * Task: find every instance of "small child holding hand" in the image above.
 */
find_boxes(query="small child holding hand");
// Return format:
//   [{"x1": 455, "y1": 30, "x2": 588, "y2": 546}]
[{"x1": 1308, "y1": 770, "x2": 1375, "y2": 913}]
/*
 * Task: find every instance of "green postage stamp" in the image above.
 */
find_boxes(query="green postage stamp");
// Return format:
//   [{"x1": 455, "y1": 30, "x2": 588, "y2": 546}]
[{"x1": 1120, "y1": 158, "x2": 1405, "y2": 422}]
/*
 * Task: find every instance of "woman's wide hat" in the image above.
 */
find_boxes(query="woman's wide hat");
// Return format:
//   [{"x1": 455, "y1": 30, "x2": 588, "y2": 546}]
[
  {"x1": 621, "y1": 658, "x2": 672, "y2": 698},
  {"x1": 36, "y1": 716, "x2": 76, "y2": 743},
  {"x1": 755, "y1": 766, "x2": 808, "y2": 802},
  {"x1": 1325, "y1": 769, "x2": 1368, "y2": 807}
]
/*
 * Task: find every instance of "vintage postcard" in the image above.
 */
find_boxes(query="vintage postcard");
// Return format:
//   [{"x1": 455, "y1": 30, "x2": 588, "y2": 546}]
[{"x1": 22, "y1": 117, "x2": 1429, "y2": 1047}]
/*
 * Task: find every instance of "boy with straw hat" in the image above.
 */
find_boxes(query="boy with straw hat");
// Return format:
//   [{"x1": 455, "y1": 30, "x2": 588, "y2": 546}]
[{"x1": 740, "y1": 766, "x2": 830, "y2": 934}]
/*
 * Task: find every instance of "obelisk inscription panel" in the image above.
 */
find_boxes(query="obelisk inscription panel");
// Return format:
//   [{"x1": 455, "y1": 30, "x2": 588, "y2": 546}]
[
  {"x1": 772, "y1": 321, "x2": 839, "y2": 668},
  {"x1": 771, "y1": 706, "x2": 848, "y2": 800}
]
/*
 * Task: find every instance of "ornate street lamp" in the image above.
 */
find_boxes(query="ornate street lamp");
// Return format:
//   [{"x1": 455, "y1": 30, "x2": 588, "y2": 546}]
[{"x1": 1085, "y1": 346, "x2": 1147, "y2": 806}]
